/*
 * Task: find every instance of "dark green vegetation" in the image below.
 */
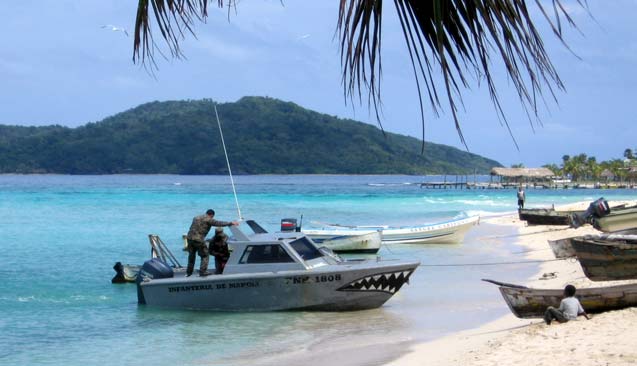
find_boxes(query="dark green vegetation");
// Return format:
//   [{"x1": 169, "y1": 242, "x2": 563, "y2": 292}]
[{"x1": 0, "y1": 97, "x2": 501, "y2": 174}]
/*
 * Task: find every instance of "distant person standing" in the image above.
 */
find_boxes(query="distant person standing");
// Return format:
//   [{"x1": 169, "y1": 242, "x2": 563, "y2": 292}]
[
  {"x1": 186, "y1": 209, "x2": 238, "y2": 277},
  {"x1": 544, "y1": 285, "x2": 590, "y2": 325},
  {"x1": 517, "y1": 186, "x2": 526, "y2": 209}
]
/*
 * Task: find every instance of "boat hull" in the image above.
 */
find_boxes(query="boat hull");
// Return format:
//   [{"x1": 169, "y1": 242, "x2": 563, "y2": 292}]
[
  {"x1": 571, "y1": 237, "x2": 637, "y2": 281},
  {"x1": 518, "y1": 208, "x2": 582, "y2": 226},
  {"x1": 304, "y1": 215, "x2": 479, "y2": 245},
  {"x1": 309, "y1": 231, "x2": 382, "y2": 254},
  {"x1": 547, "y1": 238, "x2": 576, "y2": 259},
  {"x1": 486, "y1": 280, "x2": 637, "y2": 318},
  {"x1": 138, "y1": 261, "x2": 418, "y2": 311},
  {"x1": 592, "y1": 208, "x2": 637, "y2": 232}
]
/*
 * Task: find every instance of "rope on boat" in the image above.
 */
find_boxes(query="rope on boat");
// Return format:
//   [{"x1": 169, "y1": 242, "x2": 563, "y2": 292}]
[
  {"x1": 418, "y1": 257, "x2": 566, "y2": 267},
  {"x1": 214, "y1": 104, "x2": 243, "y2": 221}
]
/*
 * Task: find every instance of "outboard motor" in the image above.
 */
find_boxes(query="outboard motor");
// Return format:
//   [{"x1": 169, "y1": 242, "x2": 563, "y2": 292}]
[
  {"x1": 135, "y1": 258, "x2": 174, "y2": 304},
  {"x1": 569, "y1": 198, "x2": 611, "y2": 229},
  {"x1": 280, "y1": 218, "x2": 298, "y2": 232}
]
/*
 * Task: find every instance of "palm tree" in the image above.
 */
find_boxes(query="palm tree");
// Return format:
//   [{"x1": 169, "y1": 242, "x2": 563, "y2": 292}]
[{"x1": 132, "y1": 1, "x2": 585, "y2": 150}]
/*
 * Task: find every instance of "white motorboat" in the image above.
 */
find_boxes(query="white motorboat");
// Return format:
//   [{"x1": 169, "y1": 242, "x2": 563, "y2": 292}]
[{"x1": 303, "y1": 214, "x2": 479, "y2": 244}]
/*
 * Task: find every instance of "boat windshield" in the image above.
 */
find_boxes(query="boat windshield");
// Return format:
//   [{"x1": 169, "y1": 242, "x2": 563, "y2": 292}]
[
  {"x1": 238, "y1": 244, "x2": 295, "y2": 264},
  {"x1": 289, "y1": 237, "x2": 323, "y2": 261}
]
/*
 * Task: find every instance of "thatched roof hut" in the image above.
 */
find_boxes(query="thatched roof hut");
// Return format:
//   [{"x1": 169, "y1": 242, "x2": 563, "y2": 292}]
[
  {"x1": 490, "y1": 167, "x2": 555, "y2": 179},
  {"x1": 601, "y1": 169, "x2": 615, "y2": 180}
]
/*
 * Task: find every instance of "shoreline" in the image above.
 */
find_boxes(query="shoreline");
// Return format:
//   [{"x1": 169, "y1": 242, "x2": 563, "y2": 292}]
[{"x1": 387, "y1": 200, "x2": 637, "y2": 366}]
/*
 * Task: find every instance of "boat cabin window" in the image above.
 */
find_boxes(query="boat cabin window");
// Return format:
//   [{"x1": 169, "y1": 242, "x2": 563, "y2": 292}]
[
  {"x1": 289, "y1": 237, "x2": 322, "y2": 261},
  {"x1": 239, "y1": 244, "x2": 295, "y2": 264}
]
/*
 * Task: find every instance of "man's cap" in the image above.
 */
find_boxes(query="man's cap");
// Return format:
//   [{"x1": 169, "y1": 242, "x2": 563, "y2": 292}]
[
  {"x1": 215, "y1": 227, "x2": 224, "y2": 233},
  {"x1": 206, "y1": 209, "x2": 215, "y2": 215}
]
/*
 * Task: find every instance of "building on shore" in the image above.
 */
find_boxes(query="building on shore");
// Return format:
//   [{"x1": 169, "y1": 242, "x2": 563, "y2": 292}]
[{"x1": 490, "y1": 167, "x2": 555, "y2": 187}]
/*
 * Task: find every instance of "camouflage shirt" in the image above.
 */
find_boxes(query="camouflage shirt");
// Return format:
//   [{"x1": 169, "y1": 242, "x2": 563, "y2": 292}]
[{"x1": 187, "y1": 214, "x2": 232, "y2": 242}]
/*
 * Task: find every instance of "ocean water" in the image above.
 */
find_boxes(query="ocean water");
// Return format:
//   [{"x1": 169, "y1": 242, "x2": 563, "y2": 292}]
[{"x1": 1, "y1": 175, "x2": 635, "y2": 365}]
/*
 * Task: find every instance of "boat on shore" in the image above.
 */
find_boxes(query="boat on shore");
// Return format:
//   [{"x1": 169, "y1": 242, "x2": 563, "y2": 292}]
[
  {"x1": 302, "y1": 215, "x2": 479, "y2": 244},
  {"x1": 518, "y1": 207, "x2": 584, "y2": 226},
  {"x1": 483, "y1": 279, "x2": 637, "y2": 318},
  {"x1": 311, "y1": 231, "x2": 382, "y2": 254},
  {"x1": 591, "y1": 206, "x2": 637, "y2": 232},
  {"x1": 548, "y1": 230, "x2": 637, "y2": 259},
  {"x1": 570, "y1": 235, "x2": 637, "y2": 281},
  {"x1": 135, "y1": 222, "x2": 419, "y2": 311}
]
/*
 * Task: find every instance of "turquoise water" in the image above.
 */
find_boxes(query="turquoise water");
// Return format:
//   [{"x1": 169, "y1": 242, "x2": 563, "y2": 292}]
[{"x1": 1, "y1": 175, "x2": 635, "y2": 365}]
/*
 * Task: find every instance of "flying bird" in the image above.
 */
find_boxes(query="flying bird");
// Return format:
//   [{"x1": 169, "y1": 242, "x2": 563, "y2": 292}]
[{"x1": 101, "y1": 24, "x2": 129, "y2": 37}]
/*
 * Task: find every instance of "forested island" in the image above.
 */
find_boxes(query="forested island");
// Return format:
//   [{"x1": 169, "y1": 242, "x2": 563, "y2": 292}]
[{"x1": 0, "y1": 97, "x2": 501, "y2": 174}]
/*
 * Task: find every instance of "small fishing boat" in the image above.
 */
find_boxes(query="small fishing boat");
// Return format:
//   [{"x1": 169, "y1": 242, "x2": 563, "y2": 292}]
[
  {"x1": 302, "y1": 215, "x2": 479, "y2": 244},
  {"x1": 570, "y1": 235, "x2": 637, "y2": 281},
  {"x1": 135, "y1": 222, "x2": 419, "y2": 311},
  {"x1": 548, "y1": 229, "x2": 637, "y2": 259},
  {"x1": 311, "y1": 231, "x2": 382, "y2": 254},
  {"x1": 483, "y1": 279, "x2": 637, "y2": 318},
  {"x1": 274, "y1": 218, "x2": 381, "y2": 254},
  {"x1": 518, "y1": 207, "x2": 584, "y2": 226},
  {"x1": 112, "y1": 234, "x2": 184, "y2": 283},
  {"x1": 591, "y1": 206, "x2": 637, "y2": 233}
]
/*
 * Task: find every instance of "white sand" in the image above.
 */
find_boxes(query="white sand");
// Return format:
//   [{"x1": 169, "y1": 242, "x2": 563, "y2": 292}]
[{"x1": 388, "y1": 200, "x2": 637, "y2": 366}]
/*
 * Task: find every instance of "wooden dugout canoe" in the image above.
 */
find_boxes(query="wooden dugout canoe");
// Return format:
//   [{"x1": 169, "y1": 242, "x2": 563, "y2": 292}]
[
  {"x1": 570, "y1": 236, "x2": 637, "y2": 281},
  {"x1": 483, "y1": 279, "x2": 637, "y2": 318}
]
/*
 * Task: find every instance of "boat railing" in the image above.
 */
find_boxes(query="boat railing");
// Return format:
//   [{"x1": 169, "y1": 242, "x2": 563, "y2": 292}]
[{"x1": 148, "y1": 234, "x2": 183, "y2": 268}]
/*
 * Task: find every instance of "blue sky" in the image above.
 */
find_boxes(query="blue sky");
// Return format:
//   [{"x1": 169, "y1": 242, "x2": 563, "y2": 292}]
[{"x1": 1, "y1": 1, "x2": 635, "y2": 167}]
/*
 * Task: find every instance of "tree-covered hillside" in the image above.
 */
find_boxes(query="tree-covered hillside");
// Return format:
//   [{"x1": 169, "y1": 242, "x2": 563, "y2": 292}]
[{"x1": 0, "y1": 97, "x2": 501, "y2": 174}]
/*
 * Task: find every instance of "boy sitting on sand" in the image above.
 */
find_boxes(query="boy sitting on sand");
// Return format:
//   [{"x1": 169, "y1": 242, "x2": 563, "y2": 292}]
[{"x1": 544, "y1": 284, "x2": 590, "y2": 325}]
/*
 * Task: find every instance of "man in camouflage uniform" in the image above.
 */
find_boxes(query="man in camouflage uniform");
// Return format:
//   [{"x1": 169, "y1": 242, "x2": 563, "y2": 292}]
[{"x1": 186, "y1": 209, "x2": 238, "y2": 276}]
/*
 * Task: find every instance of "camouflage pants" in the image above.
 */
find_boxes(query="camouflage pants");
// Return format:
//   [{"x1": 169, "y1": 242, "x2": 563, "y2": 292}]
[
  {"x1": 544, "y1": 306, "x2": 568, "y2": 325},
  {"x1": 187, "y1": 239, "x2": 209, "y2": 275}
]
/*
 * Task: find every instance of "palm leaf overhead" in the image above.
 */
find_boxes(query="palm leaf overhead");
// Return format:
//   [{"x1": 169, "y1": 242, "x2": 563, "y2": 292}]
[{"x1": 133, "y1": 0, "x2": 585, "y2": 150}]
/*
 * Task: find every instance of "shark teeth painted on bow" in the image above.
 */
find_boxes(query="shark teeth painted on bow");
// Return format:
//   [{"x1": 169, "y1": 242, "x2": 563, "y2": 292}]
[{"x1": 337, "y1": 269, "x2": 414, "y2": 294}]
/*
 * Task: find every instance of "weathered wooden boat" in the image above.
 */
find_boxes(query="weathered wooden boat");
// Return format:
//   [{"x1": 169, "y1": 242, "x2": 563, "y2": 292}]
[
  {"x1": 591, "y1": 207, "x2": 637, "y2": 232},
  {"x1": 136, "y1": 222, "x2": 419, "y2": 311},
  {"x1": 112, "y1": 234, "x2": 184, "y2": 283},
  {"x1": 518, "y1": 208, "x2": 584, "y2": 226},
  {"x1": 548, "y1": 229, "x2": 637, "y2": 259},
  {"x1": 570, "y1": 235, "x2": 637, "y2": 281},
  {"x1": 483, "y1": 279, "x2": 637, "y2": 318},
  {"x1": 302, "y1": 215, "x2": 479, "y2": 244}
]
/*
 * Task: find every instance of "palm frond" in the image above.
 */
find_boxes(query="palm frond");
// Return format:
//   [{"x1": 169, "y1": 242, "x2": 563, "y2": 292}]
[
  {"x1": 337, "y1": 0, "x2": 586, "y2": 151},
  {"x1": 133, "y1": 0, "x2": 586, "y2": 151}
]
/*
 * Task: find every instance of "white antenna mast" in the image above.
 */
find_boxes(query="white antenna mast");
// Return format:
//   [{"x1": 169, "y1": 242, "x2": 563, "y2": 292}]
[{"x1": 214, "y1": 104, "x2": 243, "y2": 221}]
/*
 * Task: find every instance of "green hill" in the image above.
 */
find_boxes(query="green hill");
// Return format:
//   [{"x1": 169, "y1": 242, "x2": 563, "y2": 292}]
[{"x1": 0, "y1": 97, "x2": 501, "y2": 174}]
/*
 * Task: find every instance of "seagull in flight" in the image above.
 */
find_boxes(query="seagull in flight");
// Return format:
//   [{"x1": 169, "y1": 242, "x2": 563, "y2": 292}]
[{"x1": 101, "y1": 24, "x2": 129, "y2": 37}]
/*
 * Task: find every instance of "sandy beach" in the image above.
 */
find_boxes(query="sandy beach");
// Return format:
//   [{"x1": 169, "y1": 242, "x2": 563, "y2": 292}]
[{"x1": 388, "y1": 200, "x2": 637, "y2": 366}]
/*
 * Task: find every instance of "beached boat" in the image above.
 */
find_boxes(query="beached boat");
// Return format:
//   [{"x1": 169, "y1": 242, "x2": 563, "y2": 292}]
[
  {"x1": 547, "y1": 230, "x2": 637, "y2": 259},
  {"x1": 483, "y1": 279, "x2": 637, "y2": 318},
  {"x1": 112, "y1": 234, "x2": 184, "y2": 283},
  {"x1": 591, "y1": 207, "x2": 637, "y2": 232},
  {"x1": 246, "y1": 219, "x2": 382, "y2": 254},
  {"x1": 518, "y1": 208, "x2": 584, "y2": 226},
  {"x1": 135, "y1": 222, "x2": 419, "y2": 311},
  {"x1": 302, "y1": 215, "x2": 479, "y2": 244},
  {"x1": 570, "y1": 235, "x2": 637, "y2": 281},
  {"x1": 311, "y1": 231, "x2": 382, "y2": 254}
]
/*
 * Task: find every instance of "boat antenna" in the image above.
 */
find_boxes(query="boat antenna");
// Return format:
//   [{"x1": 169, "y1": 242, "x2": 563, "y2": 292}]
[{"x1": 214, "y1": 104, "x2": 243, "y2": 221}]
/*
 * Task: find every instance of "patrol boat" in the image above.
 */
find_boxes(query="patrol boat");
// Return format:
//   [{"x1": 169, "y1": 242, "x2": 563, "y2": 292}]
[{"x1": 136, "y1": 222, "x2": 419, "y2": 311}]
